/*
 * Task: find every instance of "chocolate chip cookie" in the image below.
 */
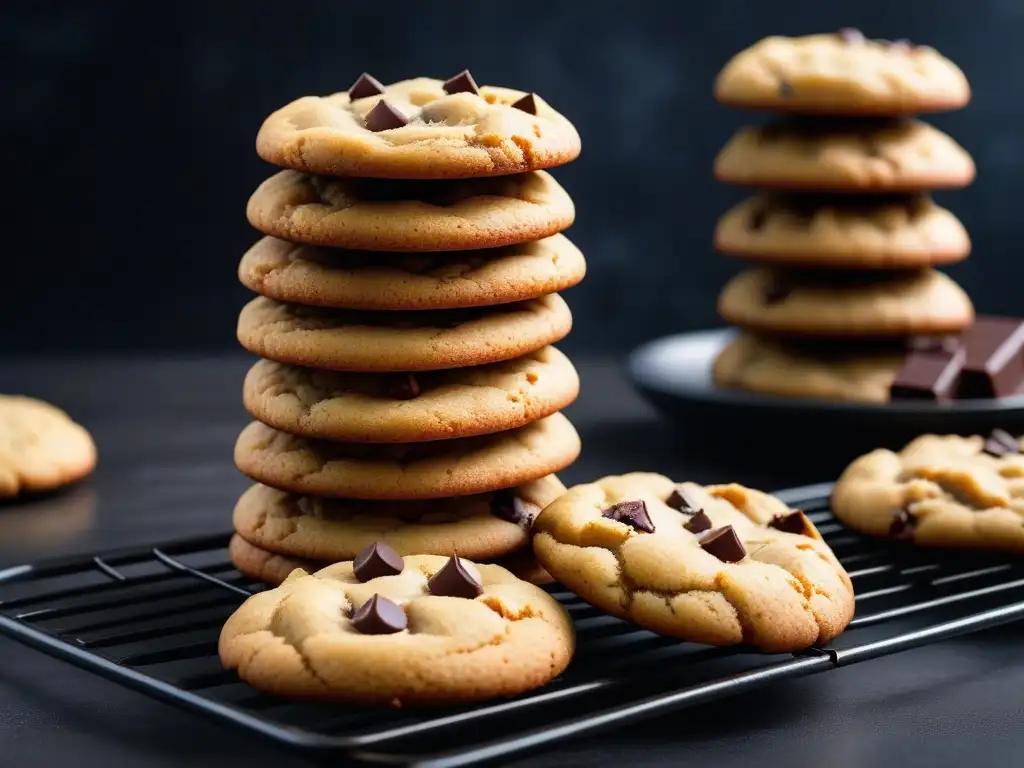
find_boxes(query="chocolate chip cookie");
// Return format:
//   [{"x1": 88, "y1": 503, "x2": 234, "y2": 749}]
[
  {"x1": 714, "y1": 31, "x2": 971, "y2": 115},
  {"x1": 238, "y1": 235, "x2": 586, "y2": 311},
  {"x1": 717, "y1": 267, "x2": 974, "y2": 338},
  {"x1": 256, "y1": 72, "x2": 581, "y2": 179},
  {"x1": 533, "y1": 473, "x2": 854, "y2": 652},
  {"x1": 714, "y1": 193, "x2": 970, "y2": 269},
  {"x1": 233, "y1": 475, "x2": 565, "y2": 563},
  {"x1": 218, "y1": 551, "x2": 575, "y2": 705},
  {"x1": 715, "y1": 118, "x2": 975, "y2": 192},
  {"x1": 234, "y1": 413, "x2": 580, "y2": 500},
  {"x1": 247, "y1": 170, "x2": 575, "y2": 252},
  {"x1": 0, "y1": 395, "x2": 97, "y2": 498},
  {"x1": 236, "y1": 295, "x2": 572, "y2": 372},
  {"x1": 832, "y1": 430, "x2": 1024, "y2": 552},
  {"x1": 242, "y1": 347, "x2": 579, "y2": 443}
]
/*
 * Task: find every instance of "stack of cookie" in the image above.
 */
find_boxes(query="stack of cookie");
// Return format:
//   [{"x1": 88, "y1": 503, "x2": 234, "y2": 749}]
[
  {"x1": 229, "y1": 71, "x2": 585, "y2": 585},
  {"x1": 709, "y1": 31, "x2": 977, "y2": 403}
]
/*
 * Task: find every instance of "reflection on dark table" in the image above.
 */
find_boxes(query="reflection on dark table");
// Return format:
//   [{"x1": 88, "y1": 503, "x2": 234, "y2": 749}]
[{"x1": 0, "y1": 355, "x2": 1020, "y2": 768}]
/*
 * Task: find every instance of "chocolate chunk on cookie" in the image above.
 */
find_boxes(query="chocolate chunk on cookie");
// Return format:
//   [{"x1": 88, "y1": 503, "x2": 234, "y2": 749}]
[
  {"x1": 533, "y1": 473, "x2": 854, "y2": 651},
  {"x1": 219, "y1": 554, "x2": 574, "y2": 705}
]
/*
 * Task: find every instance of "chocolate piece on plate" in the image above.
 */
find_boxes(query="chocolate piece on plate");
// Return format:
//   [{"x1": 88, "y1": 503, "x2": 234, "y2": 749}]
[
  {"x1": 890, "y1": 336, "x2": 965, "y2": 402},
  {"x1": 957, "y1": 317, "x2": 1024, "y2": 399}
]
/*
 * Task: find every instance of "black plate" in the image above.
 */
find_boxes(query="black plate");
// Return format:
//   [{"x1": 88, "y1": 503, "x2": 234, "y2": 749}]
[{"x1": 626, "y1": 329, "x2": 1024, "y2": 469}]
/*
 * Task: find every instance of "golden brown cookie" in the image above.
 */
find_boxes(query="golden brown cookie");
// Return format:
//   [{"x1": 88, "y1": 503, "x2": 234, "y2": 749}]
[
  {"x1": 233, "y1": 476, "x2": 565, "y2": 562},
  {"x1": 238, "y1": 235, "x2": 586, "y2": 311},
  {"x1": 0, "y1": 396, "x2": 97, "y2": 498},
  {"x1": 256, "y1": 74, "x2": 581, "y2": 179},
  {"x1": 714, "y1": 31, "x2": 971, "y2": 115},
  {"x1": 712, "y1": 333, "x2": 907, "y2": 403},
  {"x1": 714, "y1": 193, "x2": 970, "y2": 269},
  {"x1": 229, "y1": 534, "x2": 553, "y2": 587},
  {"x1": 533, "y1": 473, "x2": 854, "y2": 652},
  {"x1": 832, "y1": 431, "x2": 1024, "y2": 553},
  {"x1": 714, "y1": 118, "x2": 975, "y2": 192},
  {"x1": 234, "y1": 413, "x2": 581, "y2": 500},
  {"x1": 246, "y1": 170, "x2": 575, "y2": 252},
  {"x1": 242, "y1": 348, "x2": 579, "y2": 443},
  {"x1": 236, "y1": 295, "x2": 572, "y2": 373},
  {"x1": 218, "y1": 553, "x2": 575, "y2": 705},
  {"x1": 717, "y1": 267, "x2": 974, "y2": 338}
]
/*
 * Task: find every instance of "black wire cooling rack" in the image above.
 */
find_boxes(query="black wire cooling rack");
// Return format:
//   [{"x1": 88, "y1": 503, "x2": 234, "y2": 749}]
[{"x1": 2, "y1": 481, "x2": 1024, "y2": 768}]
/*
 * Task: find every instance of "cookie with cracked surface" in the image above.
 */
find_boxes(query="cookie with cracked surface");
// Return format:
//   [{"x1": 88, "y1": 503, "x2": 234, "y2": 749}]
[
  {"x1": 229, "y1": 534, "x2": 554, "y2": 587},
  {"x1": 218, "y1": 553, "x2": 575, "y2": 705},
  {"x1": 714, "y1": 32, "x2": 970, "y2": 115},
  {"x1": 0, "y1": 396, "x2": 97, "y2": 498},
  {"x1": 533, "y1": 473, "x2": 854, "y2": 651},
  {"x1": 718, "y1": 267, "x2": 973, "y2": 338},
  {"x1": 242, "y1": 348, "x2": 579, "y2": 443},
  {"x1": 714, "y1": 193, "x2": 970, "y2": 269},
  {"x1": 238, "y1": 235, "x2": 586, "y2": 311},
  {"x1": 714, "y1": 118, "x2": 975, "y2": 192},
  {"x1": 233, "y1": 476, "x2": 565, "y2": 562},
  {"x1": 712, "y1": 333, "x2": 906, "y2": 403},
  {"x1": 256, "y1": 74, "x2": 580, "y2": 179},
  {"x1": 832, "y1": 431, "x2": 1024, "y2": 553},
  {"x1": 247, "y1": 170, "x2": 574, "y2": 252},
  {"x1": 234, "y1": 413, "x2": 580, "y2": 500},
  {"x1": 237, "y1": 295, "x2": 572, "y2": 373}
]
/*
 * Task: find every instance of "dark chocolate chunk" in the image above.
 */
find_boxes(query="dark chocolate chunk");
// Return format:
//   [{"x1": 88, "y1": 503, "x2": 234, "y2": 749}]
[
  {"x1": 349, "y1": 72, "x2": 386, "y2": 100},
  {"x1": 350, "y1": 594, "x2": 407, "y2": 635},
  {"x1": 778, "y1": 79, "x2": 794, "y2": 98},
  {"x1": 511, "y1": 93, "x2": 538, "y2": 114},
  {"x1": 352, "y1": 542, "x2": 405, "y2": 582},
  {"x1": 364, "y1": 100, "x2": 409, "y2": 132},
  {"x1": 837, "y1": 28, "x2": 865, "y2": 44},
  {"x1": 386, "y1": 373, "x2": 421, "y2": 400},
  {"x1": 684, "y1": 509, "x2": 713, "y2": 534},
  {"x1": 889, "y1": 342, "x2": 965, "y2": 402},
  {"x1": 769, "y1": 509, "x2": 812, "y2": 536},
  {"x1": 889, "y1": 509, "x2": 916, "y2": 540},
  {"x1": 983, "y1": 428, "x2": 1020, "y2": 458},
  {"x1": 699, "y1": 526, "x2": 746, "y2": 562},
  {"x1": 957, "y1": 317, "x2": 1024, "y2": 399},
  {"x1": 427, "y1": 555, "x2": 483, "y2": 598},
  {"x1": 443, "y1": 69, "x2": 480, "y2": 96},
  {"x1": 763, "y1": 274, "x2": 791, "y2": 305},
  {"x1": 601, "y1": 499, "x2": 655, "y2": 533},
  {"x1": 665, "y1": 485, "x2": 702, "y2": 514},
  {"x1": 491, "y1": 489, "x2": 538, "y2": 530}
]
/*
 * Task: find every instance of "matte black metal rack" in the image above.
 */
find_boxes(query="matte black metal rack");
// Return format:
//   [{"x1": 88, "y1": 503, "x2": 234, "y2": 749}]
[{"x1": 2, "y1": 481, "x2": 1024, "y2": 768}]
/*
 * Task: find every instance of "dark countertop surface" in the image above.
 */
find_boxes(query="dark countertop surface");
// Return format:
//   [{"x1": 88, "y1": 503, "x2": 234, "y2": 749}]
[{"x1": 0, "y1": 355, "x2": 1020, "y2": 768}]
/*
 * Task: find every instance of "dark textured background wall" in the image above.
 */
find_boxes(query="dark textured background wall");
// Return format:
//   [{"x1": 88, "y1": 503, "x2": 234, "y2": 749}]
[{"x1": 2, "y1": 1, "x2": 1019, "y2": 355}]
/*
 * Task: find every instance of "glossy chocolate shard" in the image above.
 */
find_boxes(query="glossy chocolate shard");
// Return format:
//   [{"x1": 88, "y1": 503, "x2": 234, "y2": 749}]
[
  {"x1": 364, "y1": 100, "x2": 409, "y2": 132},
  {"x1": 601, "y1": 499, "x2": 655, "y2": 533},
  {"x1": 349, "y1": 72, "x2": 386, "y2": 100},
  {"x1": 443, "y1": 69, "x2": 480, "y2": 96},
  {"x1": 769, "y1": 509, "x2": 812, "y2": 536},
  {"x1": 665, "y1": 485, "x2": 703, "y2": 514},
  {"x1": 957, "y1": 317, "x2": 1024, "y2": 399},
  {"x1": 684, "y1": 509, "x2": 713, "y2": 534},
  {"x1": 890, "y1": 344, "x2": 965, "y2": 402},
  {"x1": 699, "y1": 526, "x2": 746, "y2": 562},
  {"x1": 427, "y1": 555, "x2": 483, "y2": 599},
  {"x1": 511, "y1": 93, "x2": 537, "y2": 114},
  {"x1": 889, "y1": 509, "x2": 916, "y2": 540},
  {"x1": 491, "y1": 488, "x2": 538, "y2": 530},
  {"x1": 983, "y1": 428, "x2": 1020, "y2": 458},
  {"x1": 350, "y1": 594, "x2": 407, "y2": 635},
  {"x1": 352, "y1": 541, "x2": 405, "y2": 582},
  {"x1": 386, "y1": 373, "x2": 421, "y2": 401}
]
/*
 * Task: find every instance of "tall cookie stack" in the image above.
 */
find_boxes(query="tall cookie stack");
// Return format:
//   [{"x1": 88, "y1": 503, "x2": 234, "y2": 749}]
[
  {"x1": 709, "y1": 31, "x2": 976, "y2": 403},
  {"x1": 229, "y1": 71, "x2": 584, "y2": 585}
]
